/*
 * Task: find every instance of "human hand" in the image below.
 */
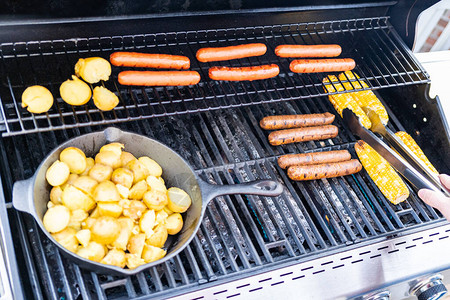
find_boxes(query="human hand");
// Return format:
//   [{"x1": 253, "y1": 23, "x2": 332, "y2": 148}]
[{"x1": 418, "y1": 174, "x2": 450, "y2": 221}]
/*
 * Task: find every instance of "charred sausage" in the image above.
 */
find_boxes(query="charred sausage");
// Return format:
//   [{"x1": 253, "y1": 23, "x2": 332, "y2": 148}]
[
  {"x1": 209, "y1": 64, "x2": 279, "y2": 81},
  {"x1": 196, "y1": 43, "x2": 267, "y2": 62},
  {"x1": 118, "y1": 71, "x2": 201, "y2": 86},
  {"x1": 287, "y1": 159, "x2": 362, "y2": 180},
  {"x1": 260, "y1": 112, "x2": 335, "y2": 130},
  {"x1": 110, "y1": 52, "x2": 190, "y2": 70},
  {"x1": 268, "y1": 125, "x2": 338, "y2": 146},
  {"x1": 275, "y1": 44, "x2": 342, "y2": 58},
  {"x1": 277, "y1": 150, "x2": 351, "y2": 169},
  {"x1": 289, "y1": 58, "x2": 355, "y2": 73}
]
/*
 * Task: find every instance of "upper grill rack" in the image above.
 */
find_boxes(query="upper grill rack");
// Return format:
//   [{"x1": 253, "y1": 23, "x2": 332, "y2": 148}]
[{"x1": 0, "y1": 16, "x2": 429, "y2": 136}]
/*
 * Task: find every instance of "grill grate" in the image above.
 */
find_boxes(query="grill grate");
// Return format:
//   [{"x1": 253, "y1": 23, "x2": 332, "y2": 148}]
[{"x1": 0, "y1": 16, "x2": 429, "y2": 136}]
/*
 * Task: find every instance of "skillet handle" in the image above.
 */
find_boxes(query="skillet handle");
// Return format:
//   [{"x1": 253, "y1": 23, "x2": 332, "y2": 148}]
[
  {"x1": 200, "y1": 179, "x2": 283, "y2": 203},
  {"x1": 12, "y1": 177, "x2": 35, "y2": 215}
]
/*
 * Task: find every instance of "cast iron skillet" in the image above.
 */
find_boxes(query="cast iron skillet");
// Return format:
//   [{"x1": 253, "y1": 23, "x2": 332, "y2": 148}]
[{"x1": 12, "y1": 127, "x2": 283, "y2": 275}]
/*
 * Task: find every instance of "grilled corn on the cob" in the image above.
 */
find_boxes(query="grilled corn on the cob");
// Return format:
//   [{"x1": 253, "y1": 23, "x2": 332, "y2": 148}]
[
  {"x1": 338, "y1": 71, "x2": 389, "y2": 125},
  {"x1": 394, "y1": 131, "x2": 439, "y2": 174},
  {"x1": 323, "y1": 75, "x2": 372, "y2": 129},
  {"x1": 355, "y1": 140, "x2": 409, "y2": 204}
]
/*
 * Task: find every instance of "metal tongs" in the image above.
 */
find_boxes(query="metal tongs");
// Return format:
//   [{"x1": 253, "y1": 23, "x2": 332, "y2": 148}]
[{"x1": 342, "y1": 108, "x2": 450, "y2": 197}]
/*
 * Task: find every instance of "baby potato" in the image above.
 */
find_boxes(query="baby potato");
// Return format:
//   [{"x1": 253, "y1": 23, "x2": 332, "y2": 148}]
[
  {"x1": 97, "y1": 202, "x2": 123, "y2": 218},
  {"x1": 111, "y1": 168, "x2": 134, "y2": 189},
  {"x1": 50, "y1": 186, "x2": 63, "y2": 205},
  {"x1": 88, "y1": 163, "x2": 113, "y2": 182},
  {"x1": 116, "y1": 184, "x2": 130, "y2": 199},
  {"x1": 129, "y1": 180, "x2": 147, "y2": 200},
  {"x1": 125, "y1": 253, "x2": 146, "y2": 269},
  {"x1": 142, "y1": 244, "x2": 166, "y2": 263},
  {"x1": 127, "y1": 233, "x2": 146, "y2": 257},
  {"x1": 76, "y1": 241, "x2": 106, "y2": 262},
  {"x1": 67, "y1": 174, "x2": 79, "y2": 185},
  {"x1": 120, "y1": 151, "x2": 136, "y2": 167},
  {"x1": 93, "y1": 181, "x2": 120, "y2": 202},
  {"x1": 112, "y1": 217, "x2": 133, "y2": 250},
  {"x1": 91, "y1": 216, "x2": 121, "y2": 244},
  {"x1": 52, "y1": 227, "x2": 78, "y2": 253},
  {"x1": 43, "y1": 205, "x2": 71, "y2": 233},
  {"x1": 126, "y1": 160, "x2": 150, "y2": 184},
  {"x1": 75, "y1": 57, "x2": 111, "y2": 84},
  {"x1": 81, "y1": 157, "x2": 95, "y2": 176},
  {"x1": 46, "y1": 160, "x2": 70, "y2": 187},
  {"x1": 21, "y1": 85, "x2": 54, "y2": 114},
  {"x1": 166, "y1": 213, "x2": 183, "y2": 235},
  {"x1": 146, "y1": 224, "x2": 168, "y2": 248},
  {"x1": 139, "y1": 210, "x2": 156, "y2": 235},
  {"x1": 138, "y1": 157, "x2": 162, "y2": 177},
  {"x1": 68, "y1": 209, "x2": 89, "y2": 231},
  {"x1": 89, "y1": 207, "x2": 100, "y2": 218},
  {"x1": 47, "y1": 201, "x2": 55, "y2": 209},
  {"x1": 143, "y1": 190, "x2": 168, "y2": 211},
  {"x1": 73, "y1": 175, "x2": 98, "y2": 196},
  {"x1": 95, "y1": 151, "x2": 121, "y2": 169},
  {"x1": 60, "y1": 75, "x2": 92, "y2": 106},
  {"x1": 100, "y1": 143, "x2": 124, "y2": 157},
  {"x1": 146, "y1": 175, "x2": 167, "y2": 193},
  {"x1": 82, "y1": 217, "x2": 97, "y2": 230},
  {"x1": 60, "y1": 147, "x2": 87, "y2": 174},
  {"x1": 93, "y1": 86, "x2": 119, "y2": 111},
  {"x1": 162, "y1": 206, "x2": 174, "y2": 216},
  {"x1": 76, "y1": 229, "x2": 91, "y2": 247},
  {"x1": 101, "y1": 249, "x2": 126, "y2": 268},
  {"x1": 155, "y1": 210, "x2": 169, "y2": 225},
  {"x1": 61, "y1": 185, "x2": 95, "y2": 211},
  {"x1": 167, "y1": 187, "x2": 192, "y2": 213}
]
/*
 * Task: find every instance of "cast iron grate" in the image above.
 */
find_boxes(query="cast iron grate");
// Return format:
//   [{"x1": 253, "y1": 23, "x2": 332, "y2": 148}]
[
  {"x1": 2, "y1": 94, "x2": 443, "y2": 300},
  {"x1": 0, "y1": 16, "x2": 429, "y2": 136}
]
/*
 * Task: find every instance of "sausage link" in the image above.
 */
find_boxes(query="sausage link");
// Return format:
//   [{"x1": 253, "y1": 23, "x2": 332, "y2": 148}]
[
  {"x1": 260, "y1": 112, "x2": 335, "y2": 130},
  {"x1": 289, "y1": 58, "x2": 355, "y2": 73},
  {"x1": 196, "y1": 43, "x2": 267, "y2": 62},
  {"x1": 268, "y1": 125, "x2": 338, "y2": 146},
  {"x1": 110, "y1": 52, "x2": 190, "y2": 69},
  {"x1": 209, "y1": 64, "x2": 279, "y2": 81},
  {"x1": 118, "y1": 71, "x2": 200, "y2": 86},
  {"x1": 277, "y1": 150, "x2": 351, "y2": 169},
  {"x1": 275, "y1": 44, "x2": 342, "y2": 58},
  {"x1": 287, "y1": 159, "x2": 362, "y2": 180}
]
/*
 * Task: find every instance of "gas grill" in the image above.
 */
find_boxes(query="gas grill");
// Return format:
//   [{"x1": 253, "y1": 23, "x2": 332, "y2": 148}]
[{"x1": 0, "y1": 1, "x2": 449, "y2": 299}]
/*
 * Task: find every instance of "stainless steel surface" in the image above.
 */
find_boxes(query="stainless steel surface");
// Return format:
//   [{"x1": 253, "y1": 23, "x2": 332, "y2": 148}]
[{"x1": 361, "y1": 290, "x2": 391, "y2": 300}]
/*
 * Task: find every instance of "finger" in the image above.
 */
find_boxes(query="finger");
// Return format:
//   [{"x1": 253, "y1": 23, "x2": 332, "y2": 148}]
[
  {"x1": 418, "y1": 189, "x2": 450, "y2": 221},
  {"x1": 439, "y1": 174, "x2": 450, "y2": 191}
]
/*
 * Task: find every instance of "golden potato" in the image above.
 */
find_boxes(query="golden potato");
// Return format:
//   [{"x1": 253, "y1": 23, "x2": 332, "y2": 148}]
[
  {"x1": 97, "y1": 202, "x2": 123, "y2": 218},
  {"x1": 59, "y1": 147, "x2": 87, "y2": 174},
  {"x1": 68, "y1": 209, "x2": 89, "y2": 231},
  {"x1": 67, "y1": 174, "x2": 79, "y2": 185},
  {"x1": 100, "y1": 143, "x2": 124, "y2": 157},
  {"x1": 101, "y1": 249, "x2": 126, "y2": 268},
  {"x1": 43, "y1": 205, "x2": 71, "y2": 233},
  {"x1": 21, "y1": 85, "x2": 54, "y2": 114},
  {"x1": 112, "y1": 217, "x2": 133, "y2": 250},
  {"x1": 162, "y1": 206, "x2": 174, "y2": 216},
  {"x1": 146, "y1": 175, "x2": 167, "y2": 193},
  {"x1": 93, "y1": 86, "x2": 119, "y2": 111},
  {"x1": 146, "y1": 224, "x2": 168, "y2": 248},
  {"x1": 50, "y1": 186, "x2": 63, "y2": 205},
  {"x1": 111, "y1": 168, "x2": 134, "y2": 189},
  {"x1": 129, "y1": 180, "x2": 147, "y2": 200},
  {"x1": 76, "y1": 241, "x2": 106, "y2": 262},
  {"x1": 46, "y1": 160, "x2": 70, "y2": 187},
  {"x1": 61, "y1": 185, "x2": 95, "y2": 211},
  {"x1": 142, "y1": 244, "x2": 166, "y2": 263},
  {"x1": 93, "y1": 181, "x2": 120, "y2": 202},
  {"x1": 89, "y1": 207, "x2": 100, "y2": 218},
  {"x1": 47, "y1": 201, "x2": 55, "y2": 209},
  {"x1": 75, "y1": 57, "x2": 111, "y2": 84},
  {"x1": 126, "y1": 160, "x2": 150, "y2": 184},
  {"x1": 167, "y1": 187, "x2": 192, "y2": 213},
  {"x1": 88, "y1": 163, "x2": 113, "y2": 182},
  {"x1": 81, "y1": 157, "x2": 95, "y2": 176},
  {"x1": 127, "y1": 233, "x2": 146, "y2": 257},
  {"x1": 116, "y1": 184, "x2": 130, "y2": 199},
  {"x1": 122, "y1": 200, "x2": 147, "y2": 220},
  {"x1": 76, "y1": 229, "x2": 91, "y2": 247},
  {"x1": 139, "y1": 210, "x2": 156, "y2": 234},
  {"x1": 155, "y1": 209, "x2": 169, "y2": 225},
  {"x1": 60, "y1": 75, "x2": 92, "y2": 106},
  {"x1": 91, "y1": 216, "x2": 121, "y2": 244},
  {"x1": 95, "y1": 151, "x2": 121, "y2": 169},
  {"x1": 138, "y1": 157, "x2": 162, "y2": 177},
  {"x1": 120, "y1": 151, "x2": 136, "y2": 167},
  {"x1": 125, "y1": 253, "x2": 146, "y2": 269},
  {"x1": 73, "y1": 175, "x2": 98, "y2": 196},
  {"x1": 52, "y1": 227, "x2": 78, "y2": 253},
  {"x1": 143, "y1": 190, "x2": 168, "y2": 211},
  {"x1": 82, "y1": 217, "x2": 97, "y2": 230},
  {"x1": 166, "y1": 213, "x2": 183, "y2": 235}
]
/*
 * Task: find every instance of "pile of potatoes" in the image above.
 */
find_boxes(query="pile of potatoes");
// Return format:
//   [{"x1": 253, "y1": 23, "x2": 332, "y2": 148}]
[{"x1": 43, "y1": 142, "x2": 192, "y2": 269}]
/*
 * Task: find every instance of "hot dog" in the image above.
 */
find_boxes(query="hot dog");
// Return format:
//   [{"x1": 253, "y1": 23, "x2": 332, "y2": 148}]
[
  {"x1": 260, "y1": 112, "x2": 335, "y2": 130},
  {"x1": 289, "y1": 58, "x2": 355, "y2": 73},
  {"x1": 118, "y1": 71, "x2": 201, "y2": 86},
  {"x1": 268, "y1": 125, "x2": 338, "y2": 146},
  {"x1": 196, "y1": 43, "x2": 267, "y2": 62},
  {"x1": 287, "y1": 159, "x2": 362, "y2": 180},
  {"x1": 209, "y1": 64, "x2": 279, "y2": 81},
  {"x1": 277, "y1": 150, "x2": 351, "y2": 169},
  {"x1": 110, "y1": 52, "x2": 190, "y2": 70},
  {"x1": 275, "y1": 44, "x2": 342, "y2": 58}
]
